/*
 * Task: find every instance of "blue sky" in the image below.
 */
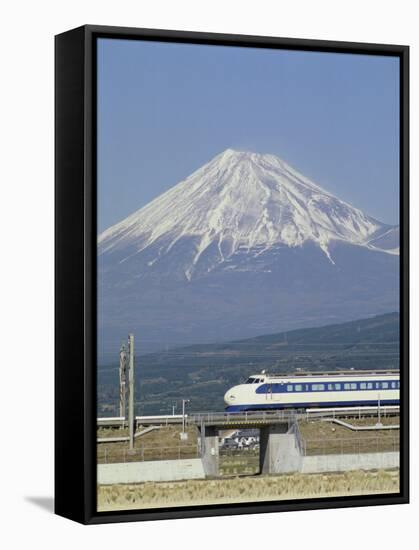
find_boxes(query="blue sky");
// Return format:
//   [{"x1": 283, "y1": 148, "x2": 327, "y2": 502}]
[{"x1": 97, "y1": 38, "x2": 400, "y2": 232}]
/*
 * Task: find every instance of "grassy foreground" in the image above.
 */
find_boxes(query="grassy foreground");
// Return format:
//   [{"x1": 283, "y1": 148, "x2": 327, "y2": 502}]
[{"x1": 97, "y1": 469, "x2": 399, "y2": 511}]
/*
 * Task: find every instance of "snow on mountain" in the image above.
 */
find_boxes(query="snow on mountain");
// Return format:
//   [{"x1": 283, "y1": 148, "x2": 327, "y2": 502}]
[
  {"x1": 99, "y1": 149, "x2": 396, "y2": 281},
  {"x1": 97, "y1": 149, "x2": 400, "y2": 356},
  {"x1": 365, "y1": 226, "x2": 399, "y2": 255}
]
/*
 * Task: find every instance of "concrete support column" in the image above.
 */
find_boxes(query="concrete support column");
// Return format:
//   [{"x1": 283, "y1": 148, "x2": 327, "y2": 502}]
[
  {"x1": 199, "y1": 425, "x2": 219, "y2": 477},
  {"x1": 259, "y1": 424, "x2": 302, "y2": 474}
]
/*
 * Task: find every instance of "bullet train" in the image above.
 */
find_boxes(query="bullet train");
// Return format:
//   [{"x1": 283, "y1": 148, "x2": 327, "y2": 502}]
[{"x1": 224, "y1": 370, "x2": 400, "y2": 412}]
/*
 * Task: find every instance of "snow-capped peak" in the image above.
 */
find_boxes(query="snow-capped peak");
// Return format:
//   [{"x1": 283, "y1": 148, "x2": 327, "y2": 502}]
[{"x1": 98, "y1": 149, "x2": 395, "y2": 277}]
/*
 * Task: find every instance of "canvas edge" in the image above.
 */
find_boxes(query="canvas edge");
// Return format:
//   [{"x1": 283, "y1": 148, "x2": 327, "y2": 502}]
[
  {"x1": 54, "y1": 24, "x2": 409, "y2": 525},
  {"x1": 55, "y1": 25, "x2": 89, "y2": 524}
]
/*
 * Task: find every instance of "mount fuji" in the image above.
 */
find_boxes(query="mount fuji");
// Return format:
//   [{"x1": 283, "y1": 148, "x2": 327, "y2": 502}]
[{"x1": 98, "y1": 149, "x2": 399, "y2": 357}]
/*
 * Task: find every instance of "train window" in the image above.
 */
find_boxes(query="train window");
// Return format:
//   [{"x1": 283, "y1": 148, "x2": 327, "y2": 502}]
[
  {"x1": 360, "y1": 383, "x2": 367, "y2": 390},
  {"x1": 295, "y1": 384, "x2": 303, "y2": 391},
  {"x1": 287, "y1": 385, "x2": 293, "y2": 392},
  {"x1": 391, "y1": 382, "x2": 396, "y2": 389},
  {"x1": 375, "y1": 382, "x2": 380, "y2": 389},
  {"x1": 350, "y1": 383, "x2": 357, "y2": 390},
  {"x1": 335, "y1": 383, "x2": 341, "y2": 390},
  {"x1": 344, "y1": 383, "x2": 350, "y2": 390},
  {"x1": 312, "y1": 384, "x2": 325, "y2": 391},
  {"x1": 381, "y1": 382, "x2": 389, "y2": 389},
  {"x1": 367, "y1": 383, "x2": 373, "y2": 389}
]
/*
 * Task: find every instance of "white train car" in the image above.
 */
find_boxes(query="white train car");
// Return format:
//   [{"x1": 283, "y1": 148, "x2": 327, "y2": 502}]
[{"x1": 224, "y1": 370, "x2": 399, "y2": 412}]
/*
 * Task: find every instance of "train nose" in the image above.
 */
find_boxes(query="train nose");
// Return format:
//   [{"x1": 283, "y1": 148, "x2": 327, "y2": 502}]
[{"x1": 224, "y1": 387, "x2": 237, "y2": 406}]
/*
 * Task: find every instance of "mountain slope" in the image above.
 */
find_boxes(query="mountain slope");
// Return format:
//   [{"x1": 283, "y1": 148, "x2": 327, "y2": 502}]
[
  {"x1": 98, "y1": 149, "x2": 399, "y2": 356},
  {"x1": 99, "y1": 149, "x2": 395, "y2": 279},
  {"x1": 98, "y1": 312, "x2": 400, "y2": 415}
]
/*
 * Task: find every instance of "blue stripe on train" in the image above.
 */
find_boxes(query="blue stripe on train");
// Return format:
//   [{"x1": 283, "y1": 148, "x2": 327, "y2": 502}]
[
  {"x1": 255, "y1": 381, "x2": 399, "y2": 394},
  {"x1": 225, "y1": 399, "x2": 399, "y2": 412}
]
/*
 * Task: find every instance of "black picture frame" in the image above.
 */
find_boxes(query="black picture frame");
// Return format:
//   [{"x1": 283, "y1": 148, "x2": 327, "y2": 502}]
[{"x1": 55, "y1": 24, "x2": 409, "y2": 525}]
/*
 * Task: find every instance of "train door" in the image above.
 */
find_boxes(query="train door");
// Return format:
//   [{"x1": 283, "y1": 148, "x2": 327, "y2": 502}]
[{"x1": 270, "y1": 382, "x2": 283, "y2": 401}]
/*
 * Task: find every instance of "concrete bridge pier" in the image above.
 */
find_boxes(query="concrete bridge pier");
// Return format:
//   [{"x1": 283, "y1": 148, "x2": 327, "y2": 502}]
[
  {"x1": 198, "y1": 424, "x2": 219, "y2": 477},
  {"x1": 259, "y1": 424, "x2": 302, "y2": 474}
]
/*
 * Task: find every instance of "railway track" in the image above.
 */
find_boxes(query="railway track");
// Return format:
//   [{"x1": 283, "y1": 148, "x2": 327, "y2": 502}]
[{"x1": 97, "y1": 406, "x2": 399, "y2": 428}]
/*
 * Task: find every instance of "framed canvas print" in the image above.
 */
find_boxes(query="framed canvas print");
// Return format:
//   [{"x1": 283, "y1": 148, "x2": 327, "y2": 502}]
[{"x1": 55, "y1": 25, "x2": 409, "y2": 524}]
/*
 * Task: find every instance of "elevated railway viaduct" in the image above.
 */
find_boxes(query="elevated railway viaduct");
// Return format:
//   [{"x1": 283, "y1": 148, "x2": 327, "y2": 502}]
[{"x1": 98, "y1": 406, "x2": 399, "y2": 476}]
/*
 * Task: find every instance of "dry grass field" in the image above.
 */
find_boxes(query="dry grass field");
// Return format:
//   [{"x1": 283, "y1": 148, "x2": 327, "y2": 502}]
[
  {"x1": 299, "y1": 417, "x2": 399, "y2": 455},
  {"x1": 97, "y1": 469, "x2": 399, "y2": 511},
  {"x1": 97, "y1": 425, "x2": 199, "y2": 463},
  {"x1": 219, "y1": 450, "x2": 259, "y2": 475}
]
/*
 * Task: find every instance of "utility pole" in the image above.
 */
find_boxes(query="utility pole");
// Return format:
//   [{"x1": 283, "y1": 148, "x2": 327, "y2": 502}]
[
  {"x1": 181, "y1": 399, "x2": 190, "y2": 440},
  {"x1": 377, "y1": 393, "x2": 382, "y2": 427},
  {"x1": 128, "y1": 333, "x2": 135, "y2": 451},
  {"x1": 119, "y1": 342, "x2": 127, "y2": 422}
]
